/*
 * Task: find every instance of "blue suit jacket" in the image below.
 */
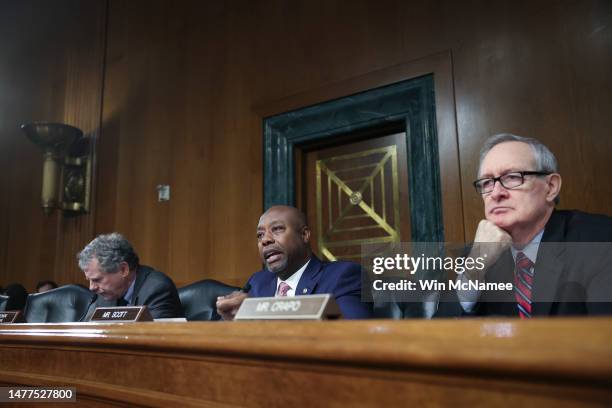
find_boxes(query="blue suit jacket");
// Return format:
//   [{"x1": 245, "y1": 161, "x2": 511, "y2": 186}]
[{"x1": 246, "y1": 256, "x2": 372, "y2": 319}]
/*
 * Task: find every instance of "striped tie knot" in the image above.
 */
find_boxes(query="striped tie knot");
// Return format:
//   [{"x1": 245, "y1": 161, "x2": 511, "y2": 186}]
[
  {"x1": 516, "y1": 252, "x2": 533, "y2": 270},
  {"x1": 278, "y1": 282, "x2": 291, "y2": 297}
]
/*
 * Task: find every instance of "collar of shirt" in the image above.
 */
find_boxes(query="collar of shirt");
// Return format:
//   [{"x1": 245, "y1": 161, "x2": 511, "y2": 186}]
[
  {"x1": 122, "y1": 274, "x2": 137, "y2": 305},
  {"x1": 511, "y1": 229, "x2": 544, "y2": 264},
  {"x1": 276, "y1": 258, "x2": 311, "y2": 297}
]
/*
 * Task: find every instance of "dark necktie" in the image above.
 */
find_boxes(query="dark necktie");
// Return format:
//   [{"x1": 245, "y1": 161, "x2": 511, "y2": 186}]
[
  {"x1": 117, "y1": 298, "x2": 129, "y2": 307},
  {"x1": 514, "y1": 251, "x2": 534, "y2": 318}
]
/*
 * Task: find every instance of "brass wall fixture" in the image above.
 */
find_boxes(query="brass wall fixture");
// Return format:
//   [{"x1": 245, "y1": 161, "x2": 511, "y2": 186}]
[{"x1": 20, "y1": 122, "x2": 92, "y2": 215}]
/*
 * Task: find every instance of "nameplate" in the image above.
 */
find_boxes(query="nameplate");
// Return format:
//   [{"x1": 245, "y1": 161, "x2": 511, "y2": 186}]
[
  {"x1": 234, "y1": 294, "x2": 341, "y2": 320},
  {"x1": 0, "y1": 311, "x2": 25, "y2": 324},
  {"x1": 89, "y1": 306, "x2": 153, "y2": 322}
]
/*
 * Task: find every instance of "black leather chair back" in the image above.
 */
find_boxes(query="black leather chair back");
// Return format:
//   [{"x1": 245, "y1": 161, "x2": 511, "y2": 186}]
[
  {"x1": 24, "y1": 284, "x2": 95, "y2": 323},
  {"x1": 178, "y1": 279, "x2": 240, "y2": 321},
  {"x1": 2, "y1": 283, "x2": 28, "y2": 311},
  {"x1": 0, "y1": 294, "x2": 8, "y2": 311}
]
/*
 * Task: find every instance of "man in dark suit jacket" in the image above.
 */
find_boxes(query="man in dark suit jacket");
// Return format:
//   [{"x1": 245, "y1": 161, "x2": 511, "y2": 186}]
[
  {"x1": 467, "y1": 210, "x2": 612, "y2": 316},
  {"x1": 216, "y1": 205, "x2": 372, "y2": 319},
  {"x1": 78, "y1": 233, "x2": 184, "y2": 320},
  {"x1": 439, "y1": 134, "x2": 612, "y2": 317}
]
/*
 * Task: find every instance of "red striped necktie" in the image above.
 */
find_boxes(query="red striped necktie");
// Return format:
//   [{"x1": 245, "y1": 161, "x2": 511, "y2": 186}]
[
  {"x1": 514, "y1": 251, "x2": 534, "y2": 318},
  {"x1": 277, "y1": 282, "x2": 291, "y2": 297}
]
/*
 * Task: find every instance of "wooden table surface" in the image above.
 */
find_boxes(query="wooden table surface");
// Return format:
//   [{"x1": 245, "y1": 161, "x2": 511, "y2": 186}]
[{"x1": 1, "y1": 318, "x2": 611, "y2": 407}]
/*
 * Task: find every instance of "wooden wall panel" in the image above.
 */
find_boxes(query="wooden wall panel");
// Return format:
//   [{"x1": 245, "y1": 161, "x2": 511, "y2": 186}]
[
  {"x1": 97, "y1": 0, "x2": 266, "y2": 287},
  {"x1": 55, "y1": 1, "x2": 107, "y2": 286},
  {"x1": 0, "y1": 2, "x2": 66, "y2": 290},
  {"x1": 453, "y1": 0, "x2": 612, "y2": 240},
  {"x1": 1, "y1": 0, "x2": 610, "y2": 290},
  {"x1": 0, "y1": 0, "x2": 106, "y2": 290}
]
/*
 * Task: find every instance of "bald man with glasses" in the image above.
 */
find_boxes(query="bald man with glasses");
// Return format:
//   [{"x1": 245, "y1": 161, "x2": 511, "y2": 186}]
[{"x1": 439, "y1": 133, "x2": 612, "y2": 317}]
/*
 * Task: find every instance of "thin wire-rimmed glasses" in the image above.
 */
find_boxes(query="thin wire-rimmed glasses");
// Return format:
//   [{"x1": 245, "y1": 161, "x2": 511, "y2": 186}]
[{"x1": 473, "y1": 171, "x2": 550, "y2": 194}]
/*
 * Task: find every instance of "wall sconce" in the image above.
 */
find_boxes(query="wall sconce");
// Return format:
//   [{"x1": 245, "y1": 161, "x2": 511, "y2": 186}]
[{"x1": 20, "y1": 122, "x2": 92, "y2": 215}]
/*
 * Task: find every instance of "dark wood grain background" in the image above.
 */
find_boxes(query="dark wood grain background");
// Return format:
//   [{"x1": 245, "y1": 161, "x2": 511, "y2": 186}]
[{"x1": 0, "y1": 0, "x2": 610, "y2": 290}]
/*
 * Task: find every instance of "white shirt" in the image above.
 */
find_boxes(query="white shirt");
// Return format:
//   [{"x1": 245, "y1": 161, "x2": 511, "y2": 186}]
[
  {"x1": 459, "y1": 229, "x2": 544, "y2": 312},
  {"x1": 275, "y1": 259, "x2": 310, "y2": 297}
]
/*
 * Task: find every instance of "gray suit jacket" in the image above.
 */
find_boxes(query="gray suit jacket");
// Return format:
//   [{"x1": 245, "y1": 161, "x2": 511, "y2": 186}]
[{"x1": 82, "y1": 265, "x2": 184, "y2": 320}]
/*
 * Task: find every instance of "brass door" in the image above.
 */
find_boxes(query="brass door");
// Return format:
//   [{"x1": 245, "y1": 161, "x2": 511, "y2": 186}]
[{"x1": 300, "y1": 132, "x2": 411, "y2": 262}]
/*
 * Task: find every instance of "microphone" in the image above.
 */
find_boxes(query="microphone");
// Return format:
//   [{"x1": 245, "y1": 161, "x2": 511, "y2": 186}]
[
  {"x1": 240, "y1": 283, "x2": 251, "y2": 294},
  {"x1": 78, "y1": 293, "x2": 98, "y2": 322}
]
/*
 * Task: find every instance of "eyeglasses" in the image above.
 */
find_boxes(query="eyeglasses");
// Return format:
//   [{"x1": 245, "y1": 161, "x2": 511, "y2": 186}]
[{"x1": 473, "y1": 171, "x2": 550, "y2": 194}]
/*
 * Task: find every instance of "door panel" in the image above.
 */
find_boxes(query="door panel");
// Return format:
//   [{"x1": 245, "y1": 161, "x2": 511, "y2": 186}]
[{"x1": 302, "y1": 132, "x2": 410, "y2": 262}]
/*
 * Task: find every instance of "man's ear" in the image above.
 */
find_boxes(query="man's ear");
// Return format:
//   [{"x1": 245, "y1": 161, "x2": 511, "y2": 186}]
[
  {"x1": 118, "y1": 261, "x2": 131, "y2": 277},
  {"x1": 301, "y1": 226, "x2": 311, "y2": 244},
  {"x1": 545, "y1": 173, "x2": 562, "y2": 203}
]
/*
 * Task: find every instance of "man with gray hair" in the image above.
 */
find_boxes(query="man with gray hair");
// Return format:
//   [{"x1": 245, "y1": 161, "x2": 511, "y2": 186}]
[
  {"x1": 78, "y1": 233, "x2": 183, "y2": 320},
  {"x1": 440, "y1": 133, "x2": 612, "y2": 317}
]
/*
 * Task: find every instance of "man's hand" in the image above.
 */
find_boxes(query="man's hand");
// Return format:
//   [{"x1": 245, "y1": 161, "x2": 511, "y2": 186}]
[
  {"x1": 465, "y1": 220, "x2": 513, "y2": 280},
  {"x1": 216, "y1": 291, "x2": 249, "y2": 320}
]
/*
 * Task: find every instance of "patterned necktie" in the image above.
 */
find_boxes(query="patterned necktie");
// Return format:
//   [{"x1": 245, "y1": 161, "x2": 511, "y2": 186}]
[
  {"x1": 277, "y1": 282, "x2": 291, "y2": 297},
  {"x1": 514, "y1": 251, "x2": 534, "y2": 319}
]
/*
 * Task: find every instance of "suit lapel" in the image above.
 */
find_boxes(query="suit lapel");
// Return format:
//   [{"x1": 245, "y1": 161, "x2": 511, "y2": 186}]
[
  {"x1": 254, "y1": 267, "x2": 278, "y2": 297},
  {"x1": 483, "y1": 251, "x2": 517, "y2": 316},
  {"x1": 531, "y1": 245, "x2": 564, "y2": 315},
  {"x1": 532, "y1": 211, "x2": 566, "y2": 316},
  {"x1": 265, "y1": 272, "x2": 277, "y2": 296},
  {"x1": 295, "y1": 256, "x2": 323, "y2": 296},
  {"x1": 130, "y1": 266, "x2": 148, "y2": 306}
]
